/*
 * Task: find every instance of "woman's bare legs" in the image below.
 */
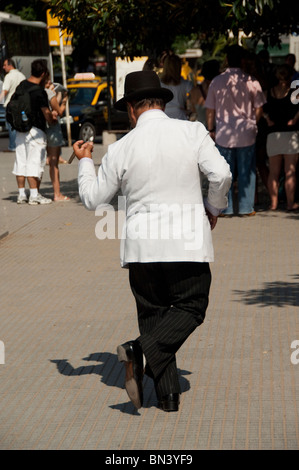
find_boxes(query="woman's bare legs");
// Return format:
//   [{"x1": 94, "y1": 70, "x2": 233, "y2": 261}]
[
  {"x1": 48, "y1": 146, "x2": 69, "y2": 201},
  {"x1": 268, "y1": 154, "x2": 283, "y2": 210},
  {"x1": 284, "y1": 153, "x2": 299, "y2": 210}
]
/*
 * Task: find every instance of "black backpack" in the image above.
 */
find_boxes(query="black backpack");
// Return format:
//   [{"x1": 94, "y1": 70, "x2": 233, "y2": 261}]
[{"x1": 6, "y1": 81, "x2": 40, "y2": 132}]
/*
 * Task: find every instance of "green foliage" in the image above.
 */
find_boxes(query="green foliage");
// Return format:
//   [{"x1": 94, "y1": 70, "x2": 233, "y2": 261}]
[
  {"x1": 172, "y1": 34, "x2": 199, "y2": 55},
  {"x1": 3, "y1": 1, "x2": 46, "y2": 21},
  {"x1": 6, "y1": 0, "x2": 299, "y2": 57},
  {"x1": 15, "y1": 6, "x2": 37, "y2": 21}
]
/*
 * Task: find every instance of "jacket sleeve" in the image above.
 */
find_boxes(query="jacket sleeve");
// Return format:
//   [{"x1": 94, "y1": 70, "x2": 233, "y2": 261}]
[
  {"x1": 197, "y1": 134, "x2": 232, "y2": 215},
  {"x1": 78, "y1": 154, "x2": 120, "y2": 211}
]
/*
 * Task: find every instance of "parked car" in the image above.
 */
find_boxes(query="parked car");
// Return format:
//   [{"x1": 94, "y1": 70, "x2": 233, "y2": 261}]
[{"x1": 60, "y1": 73, "x2": 130, "y2": 141}]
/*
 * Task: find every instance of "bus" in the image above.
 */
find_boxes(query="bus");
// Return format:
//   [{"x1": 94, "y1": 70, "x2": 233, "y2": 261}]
[{"x1": 0, "y1": 11, "x2": 53, "y2": 79}]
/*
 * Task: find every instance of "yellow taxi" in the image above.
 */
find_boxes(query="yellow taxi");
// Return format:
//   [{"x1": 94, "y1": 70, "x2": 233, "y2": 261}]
[{"x1": 60, "y1": 73, "x2": 129, "y2": 141}]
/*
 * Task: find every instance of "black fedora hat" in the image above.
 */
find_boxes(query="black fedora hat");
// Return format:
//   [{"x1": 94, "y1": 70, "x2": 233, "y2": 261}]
[{"x1": 114, "y1": 70, "x2": 173, "y2": 112}]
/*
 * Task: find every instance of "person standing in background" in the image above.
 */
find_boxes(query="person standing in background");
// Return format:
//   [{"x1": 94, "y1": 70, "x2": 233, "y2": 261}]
[
  {"x1": 12, "y1": 59, "x2": 57, "y2": 205},
  {"x1": 263, "y1": 64, "x2": 299, "y2": 211},
  {"x1": 205, "y1": 45, "x2": 265, "y2": 217},
  {"x1": 189, "y1": 60, "x2": 220, "y2": 125},
  {"x1": 160, "y1": 54, "x2": 193, "y2": 120},
  {"x1": 285, "y1": 53, "x2": 299, "y2": 81},
  {"x1": 44, "y1": 79, "x2": 70, "y2": 202},
  {"x1": 0, "y1": 59, "x2": 26, "y2": 152}
]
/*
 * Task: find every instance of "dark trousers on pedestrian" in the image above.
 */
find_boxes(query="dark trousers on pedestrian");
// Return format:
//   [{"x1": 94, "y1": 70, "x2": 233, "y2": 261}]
[{"x1": 128, "y1": 261, "x2": 211, "y2": 399}]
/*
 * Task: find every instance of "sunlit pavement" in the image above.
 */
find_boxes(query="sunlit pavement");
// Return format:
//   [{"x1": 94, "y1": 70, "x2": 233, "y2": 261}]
[{"x1": 0, "y1": 143, "x2": 299, "y2": 450}]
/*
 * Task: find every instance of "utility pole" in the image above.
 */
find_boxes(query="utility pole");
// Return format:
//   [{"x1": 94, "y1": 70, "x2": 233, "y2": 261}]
[
  {"x1": 59, "y1": 27, "x2": 72, "y2": 146},
  {"x1": 106, "y1": 40, "x2": 111, "y2": 131}
]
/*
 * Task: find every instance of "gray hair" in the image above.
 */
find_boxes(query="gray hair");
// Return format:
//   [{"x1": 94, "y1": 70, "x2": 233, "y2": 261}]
[{"x1": 131, "y1": 98, "x2": 165, "y2": 111}]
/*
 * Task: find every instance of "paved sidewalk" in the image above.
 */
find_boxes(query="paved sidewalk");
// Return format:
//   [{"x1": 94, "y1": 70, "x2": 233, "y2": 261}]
[{"x1": 0, "y1": 144, "x2": 299, "y2": 450}]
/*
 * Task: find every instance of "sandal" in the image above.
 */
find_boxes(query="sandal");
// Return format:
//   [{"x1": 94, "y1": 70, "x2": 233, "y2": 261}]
[
  {"x1": 286, "y1": 203, "x2": 299, "y2": 212},
  {"x1": 54, "y1": 195, "x2": 70, "y2": 202}
]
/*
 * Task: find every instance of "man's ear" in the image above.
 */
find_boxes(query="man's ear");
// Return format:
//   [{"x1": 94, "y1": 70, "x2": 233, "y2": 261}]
[
  {"x1": 126, "y1": 102, "x2": 133, "y2": 114},
  {"x1": 127, "y1": 102, "x2": 137, "y2": 127}
]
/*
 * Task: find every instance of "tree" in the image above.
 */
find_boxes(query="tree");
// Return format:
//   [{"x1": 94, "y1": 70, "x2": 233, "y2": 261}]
[
  {"x1": 1, "y1": 1, "x2": 47, "y2": 22},
  {"x1": 44, "y1": 0, "x2": 299, "y2": 57}
]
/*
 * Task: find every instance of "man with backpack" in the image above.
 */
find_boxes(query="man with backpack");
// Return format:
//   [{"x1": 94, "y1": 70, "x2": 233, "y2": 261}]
[{"x1": 10, "y1": 59, "x2": 57, "y2": 205}]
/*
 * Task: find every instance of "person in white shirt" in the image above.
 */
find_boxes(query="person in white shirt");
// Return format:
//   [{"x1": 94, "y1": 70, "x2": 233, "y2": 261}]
[
  {"x1": 0, "y1": 59, "x2": 26, "y2": 151},
  {"x1": 73, "y1": 71, "x2": 232, "y2": 413}
]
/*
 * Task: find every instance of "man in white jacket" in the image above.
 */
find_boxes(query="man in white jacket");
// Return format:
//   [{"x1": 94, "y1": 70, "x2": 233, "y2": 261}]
[{"x1": 73, "y1": 71, "x2": 232, "y2": 412}]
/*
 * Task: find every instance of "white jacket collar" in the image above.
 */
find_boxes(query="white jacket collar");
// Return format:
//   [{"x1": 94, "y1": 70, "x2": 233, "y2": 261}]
[{"x1": 136, "y1": 108, "x2": 168, "y2": 127}]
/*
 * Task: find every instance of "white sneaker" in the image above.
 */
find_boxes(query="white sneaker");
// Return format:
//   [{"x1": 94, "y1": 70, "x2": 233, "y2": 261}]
[
  {"x1": 17, "y1": 195, "x2": 28, "y2": 204},
  {"x1": 28, "y1": 193, "x2": 52, "y2": 205}
]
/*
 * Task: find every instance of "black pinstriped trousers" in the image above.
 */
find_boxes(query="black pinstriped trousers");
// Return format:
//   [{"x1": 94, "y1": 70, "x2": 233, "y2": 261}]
[{"x1": 128, "y1": 262, "x2": 211, "y2": 398}]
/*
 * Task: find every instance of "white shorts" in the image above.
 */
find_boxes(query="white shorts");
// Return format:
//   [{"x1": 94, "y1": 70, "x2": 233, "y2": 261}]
[{"x1": 12, "y1": 127, "x2": 47, "y2": 179}]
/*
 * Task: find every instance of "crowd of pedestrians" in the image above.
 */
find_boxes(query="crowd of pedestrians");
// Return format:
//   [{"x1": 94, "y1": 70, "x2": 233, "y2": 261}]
[
  {"x1": 156, "y1": 47, "x2": 299, "y2": 216},
  {"x1": 1, "y1": 47, "x2": 299, "y2": 211}
]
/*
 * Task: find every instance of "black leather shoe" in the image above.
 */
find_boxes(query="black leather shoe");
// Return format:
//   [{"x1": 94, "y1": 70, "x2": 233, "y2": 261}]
[
  {"x1": 117, "y1": 340, "x2": 144, "y2": 409},
  {"x1": 158, "y1": 393, "x2": 180, "y2": 412}
]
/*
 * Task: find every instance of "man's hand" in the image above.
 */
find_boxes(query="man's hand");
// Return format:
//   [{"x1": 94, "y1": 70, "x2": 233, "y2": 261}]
[
  {"x1": 73, "y1": 140, "x2": 94, "y2": 160},
  {"x1": 205, "y1": 209, "x2": 218, "y2": 230}
]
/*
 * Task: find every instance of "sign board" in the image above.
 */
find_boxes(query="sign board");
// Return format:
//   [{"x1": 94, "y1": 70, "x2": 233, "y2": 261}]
[
  {"x1": 115, "y1": 56, "x2": 148, "y2": 102},
  {"x1": 46, "y1": 9, "x2": 73, "y2": 47}
]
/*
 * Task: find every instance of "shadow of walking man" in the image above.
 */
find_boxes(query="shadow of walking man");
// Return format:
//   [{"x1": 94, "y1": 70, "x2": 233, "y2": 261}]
[
  {"x1": 50, "y1": 352, "x2": 124, "y2": 387},
  {"x1": 50, "y1": 352, "x2": 191, "y2": 414}
]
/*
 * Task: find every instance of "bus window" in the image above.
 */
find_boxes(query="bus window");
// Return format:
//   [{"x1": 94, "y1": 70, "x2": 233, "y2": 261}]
[
  {"x1": 1, "y1": 22, "x2": 49, "y2": 57},
  {"x1": 0, "y1": 15, "x2": 52, "y2": 78}
]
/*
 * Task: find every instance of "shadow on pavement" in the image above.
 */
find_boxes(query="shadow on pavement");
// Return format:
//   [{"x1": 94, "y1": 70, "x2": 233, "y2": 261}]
[
  {"x1": 233, "y1": 274, "x2": 299, "y2": 307},
  {"x1": 50, "y1": 354, "x2": 191, "y2": 415}
]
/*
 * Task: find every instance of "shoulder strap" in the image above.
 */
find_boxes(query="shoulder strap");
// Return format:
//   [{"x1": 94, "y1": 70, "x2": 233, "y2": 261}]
[{"x1": 15, "y1": 81, "x2": 40, "y2": 96}]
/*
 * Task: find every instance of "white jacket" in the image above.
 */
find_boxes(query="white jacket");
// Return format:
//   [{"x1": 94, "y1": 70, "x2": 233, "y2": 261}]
[{"x1": 78, "y1": 109, "x2": 232, "y2": 267}]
